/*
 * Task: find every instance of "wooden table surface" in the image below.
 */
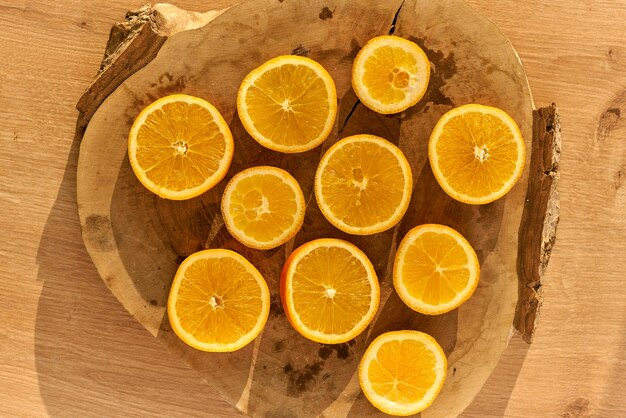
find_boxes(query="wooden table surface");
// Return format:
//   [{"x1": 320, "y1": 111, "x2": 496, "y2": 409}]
[{"x1": 1, "y1": 0, "x2": 624, "y2": 416}]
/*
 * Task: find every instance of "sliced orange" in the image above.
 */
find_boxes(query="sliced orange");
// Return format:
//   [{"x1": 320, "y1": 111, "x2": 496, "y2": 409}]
[
  {"x1": 429, "y1": 104, "x2": 526, "y2": 204},
  {"x1": 280, "y1": 238, "x2": 380, "y2": 344},
  {"x1": 167, "y1": 249, "x2": 270, "y2": 352},
  {"x1": 352, "y1": 35, "x2": 431, "y2": 114},
  {"x1": 221, "y1": 166, "x2": 305, "y2": 250},
  {"x1": 359, "y1": 330, "x2": 447, "y2": 416},
  {"x1": 237, "y1": 55, "x2": 337, "y2": 153},
  {"x1": 393, "y1": 224, "x2": 480, "y2": 315},
  {"x1": 315, "y1": 134, "x2": 413, "y2": 235},
  {"x1": 128, "y1": 94, "x2": 234, "y2": 200}
]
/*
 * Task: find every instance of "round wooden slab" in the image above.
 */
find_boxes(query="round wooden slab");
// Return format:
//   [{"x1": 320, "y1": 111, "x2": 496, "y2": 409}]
[{"x1": 77, "y1": 0, "x2": 534, "y2": 416}]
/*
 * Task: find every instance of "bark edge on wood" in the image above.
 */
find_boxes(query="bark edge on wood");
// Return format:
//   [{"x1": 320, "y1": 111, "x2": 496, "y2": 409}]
[
  {"x1": 76, "y1": 4, "x2": 227, "y2": 128},
  {"x1": 514, "y1": 104, "x2": 561, "y2": 343}
]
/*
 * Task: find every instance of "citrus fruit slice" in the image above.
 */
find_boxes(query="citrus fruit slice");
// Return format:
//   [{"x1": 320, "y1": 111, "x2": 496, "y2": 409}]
[
  {"x1": 221, "y1": 166, "x2": 305, "y2": 250},
  {"x1": 315, "y1": 134, "x2": 413, "y2": 235},
  {"x1": 393, "y1": 224, "x2": 480, "y2": 315},
  {"x1": 359, "y1": 330, "x2": 447, "y2": 416},
  {"x1": 167, "y1": 249, "x2": 270, "y2": 352},
  {"x1": 280, "y1": 238, "x2": 380, "y2": 344},
  {"x1": 428, "y1": 104, "x2": 526, "y2": 204},
  {"x1": 237, "y1": 55, "x2": 337, "y2": 153},
  {"x1": 128, "y1": 94, "x2": 234, "y2": 200},
  {"x1": 352, "y1": 35, "x2": 431, "y2": 114}
]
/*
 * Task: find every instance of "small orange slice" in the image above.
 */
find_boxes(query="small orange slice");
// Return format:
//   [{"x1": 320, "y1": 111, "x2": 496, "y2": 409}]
[
  {"x1": 393, "y1": 224, "x2": 480, "y2": 315},
  {"x1": 167, "y1": 249, "x2": 270, "y2": 352},
  {"x1": 221, "y1": 166, "x2": 305, "y2": 250},
  {"x1": 128, "y1": 94, "x2": 234, "y2": 200},
  {"x1": 429, "y1": 104, "x2": 526, "y2": 204},
  {"x1": 359, "y1": 330, "x2": 447, "y2": 416},
  {"x1": 280, "y1": 238, "x2": 380, "y2": 344},
  {"x1": 352, "y1": 35, "x2": 431, "y2": 114},
  {"x1": 237, "y1": 55, "x2": 337, "y2": 153},
  {"x1": 315, "y1": 134, "x2": 413, "y2": 235}
]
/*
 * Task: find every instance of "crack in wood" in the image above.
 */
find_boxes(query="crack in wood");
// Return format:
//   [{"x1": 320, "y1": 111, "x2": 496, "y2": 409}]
[
  {"x1": 388, "y1": 0, "x2": 405, "y2": 35},
  {"x1": 338, "y1": 99, "x2": 361, "y2": 135},
  {"x1": 339, "y1": 1, "x2": 405, "y2": 134}
]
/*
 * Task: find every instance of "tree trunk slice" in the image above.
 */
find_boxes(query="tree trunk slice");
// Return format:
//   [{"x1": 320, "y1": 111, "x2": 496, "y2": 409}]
[{"x1": 76, "y1": 0, "x2": 558, "y2": 416}]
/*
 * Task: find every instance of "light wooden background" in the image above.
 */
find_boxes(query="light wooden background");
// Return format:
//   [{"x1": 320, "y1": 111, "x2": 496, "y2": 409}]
[{"x1": 0, "y1": 0, "x2": 624, "y2": 417}]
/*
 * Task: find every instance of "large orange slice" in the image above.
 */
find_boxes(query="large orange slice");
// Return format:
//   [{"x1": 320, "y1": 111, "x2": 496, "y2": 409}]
[
  {"x1": 315, "y1": 134, "x2": 413, "y2": 235},
  {"x1": 167, "y1": 249, "x2": 270, "y2": 352},
  {"x1": 280, "y1": 239, "x2": 380, "y2": 344},
  {"x1": 393, "y1": 224, "x2": 480, "y2": 315},
  {"x1": 359, "y1": 330, "x2": 447, "y2": 416},
  {"x1": 352, "y1": 35, "x2": 431, "y2": 114},
  {"x1": 128, "y1": 94, "x2": 234, "y2": 200},
  {"x1": 237, "y1": 55, "x2": 337, "y2": 153},
  {"x1": 429, "y1": 104, "x2": 526, "y2": 204}
]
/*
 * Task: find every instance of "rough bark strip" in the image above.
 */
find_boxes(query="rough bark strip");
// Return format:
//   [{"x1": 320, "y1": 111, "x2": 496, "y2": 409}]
[
  {"x1": 76, "y1": 6, "x2": 166, "y2": 128},
  {"x1": 514, "y1": 104, "x2": 561, "y2": 343},
  {"x1": 76, "y1": 4, "x2": 229, "y2": 129}
]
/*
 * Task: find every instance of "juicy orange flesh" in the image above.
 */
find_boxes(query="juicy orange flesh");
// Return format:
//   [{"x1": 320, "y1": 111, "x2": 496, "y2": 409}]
[
  {"x1": 400, "y1": 231, "x2": 470, "y2": 306},
  {"x1": 291, "y1": 246, "x2": 373, "y2": 335},
  {"x1": 435, "y1": 112, "x2": 520, "y2": 198},
  {"x1": 245, "y1": 64, "x2": 331, "y2": 146},
  {"x1": 175, "y1": 257, "x2": 264, "y2": 345},
  {"x1": 368, "y1": 339, "x2": 437, "y2": 403},
  {"x1": 135, "y1": 102, "x2": 226, "y2": 191},
  {"x1": 227, "y1": 174, "x2": 299, "y2": 244},
  {"x1": 362, "y1": 45, "x2": 419, "y2": 104},
  {"x1": 320, "y1": 141, "x2": 406, "y2": 228}
]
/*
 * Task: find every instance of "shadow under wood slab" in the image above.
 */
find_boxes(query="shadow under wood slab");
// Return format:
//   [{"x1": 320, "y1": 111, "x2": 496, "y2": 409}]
[{"x1": 75, "y1": 0, "x2": 558, "y2": 416}]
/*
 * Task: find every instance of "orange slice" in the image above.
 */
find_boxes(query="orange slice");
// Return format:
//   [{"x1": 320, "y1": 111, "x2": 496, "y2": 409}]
[
  {"x1": 167, "y1": 249, "x2": 270, "y2": 352},
  {"x1": 359, "y1": 330, "x2": 447, "y2": 416},
  {"x1": 128, "y1": 94, "x2": 234, "y2": 200},
  {"x1": 352, "y1": 35, "x2": 431, "y2": 114},
  {"x1": 237, "y1": 55, "x2": 337, "y2": 153},
  {"x1": 221, "y1": 166, "x2": 305, "y2": 250},
  {"x1": 393, "y1": 224, "x2": 480, "y2": 315},
  {"x1": 429, "y1": 104, "x2": 526, "y2": 204},
  {"x1": 315, "y1": 134, "x2": 413, "y2": 235},
  {"x1": 280, "y1": 239, "x2": 380, "y2": 344}
]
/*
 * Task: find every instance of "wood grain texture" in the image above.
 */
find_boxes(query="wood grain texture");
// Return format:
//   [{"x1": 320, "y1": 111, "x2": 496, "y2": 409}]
[{"x1": 0, "y1": 0, "x2": 625, "y2": 417}]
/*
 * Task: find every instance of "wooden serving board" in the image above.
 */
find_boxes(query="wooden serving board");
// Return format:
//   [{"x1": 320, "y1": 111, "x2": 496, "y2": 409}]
[{"x1": 76, "y1": 0, "x2": 560, "y2": 416}]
